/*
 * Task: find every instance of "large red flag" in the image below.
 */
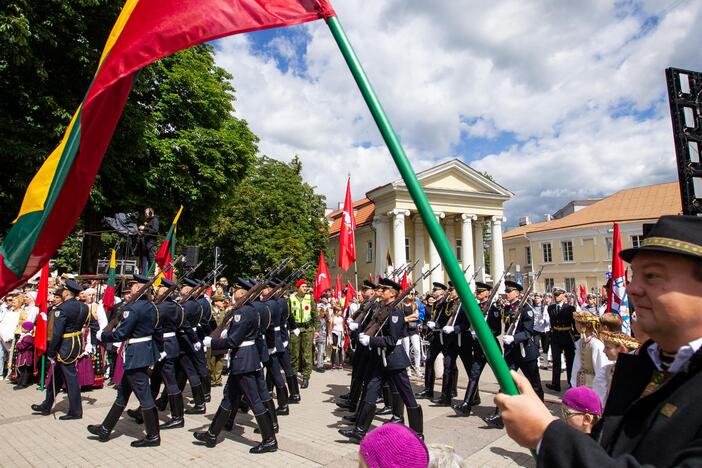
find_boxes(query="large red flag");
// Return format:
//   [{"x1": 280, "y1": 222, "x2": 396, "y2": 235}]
[
  {"x1": 338, "y1": 177, "x2": 356, "y2": 271},
  {"x1": 0, "y1": 0, "x2": 335, "y2": 298},
  {"x1": 608, "y1": 223, "x2": 630, "y2": 334},
  {"x1": 314, "y1": 252, "x2": 331, "y2": 302},
  {"x1": 34, "y1": 263, "x2": 50, "y2": 357}
]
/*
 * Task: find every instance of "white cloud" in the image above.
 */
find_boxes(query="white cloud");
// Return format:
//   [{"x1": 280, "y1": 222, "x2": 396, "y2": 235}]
[{"x1": 214, "y1": 0, "x2": 702, "y2": 223}]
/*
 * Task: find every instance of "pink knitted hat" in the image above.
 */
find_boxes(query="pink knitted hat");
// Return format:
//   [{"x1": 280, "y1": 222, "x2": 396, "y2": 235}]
[
  {"x1": 562, "y1": 386, "x2": 602, "y2": 417},
  {"x1": 359, "y1": 423, "x2": 428, "y2": 468}
]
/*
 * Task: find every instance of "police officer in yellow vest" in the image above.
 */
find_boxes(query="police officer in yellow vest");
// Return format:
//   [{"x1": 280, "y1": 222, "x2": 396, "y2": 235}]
[{"x1": 288, "y1": 279, "x2": 317, "y2": 389}]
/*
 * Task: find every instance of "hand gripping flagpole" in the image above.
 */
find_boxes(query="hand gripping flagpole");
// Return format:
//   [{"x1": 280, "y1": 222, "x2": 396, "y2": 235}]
[{"x1": 325, "y1": 14, "x2": 521, "y2": 402}]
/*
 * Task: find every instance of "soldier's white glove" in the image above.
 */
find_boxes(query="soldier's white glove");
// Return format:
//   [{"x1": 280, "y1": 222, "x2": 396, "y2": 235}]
[
  {"x1": 502, "y1": 335, "x2": 514, "y2": 345},
  {"x1": 346, "y1": 317, "x2": 354, "y2": 325},
  {"x1": 293, "y1": 328, "x2": 301, "y2": 336},
  {"x1": 159, "y1": 351, "x2": 167, "y2": 361},
  {"x1": 442, "y1": 325, "x2": 454, "y2": 334},
  {"x1": 427, "y1": 321, "x2": 436, "y2": 330},
  {"x1": 268, "y1": 348, "x2": 275, "y2": 355},
  {"x1": 203, "y1": 337, "x2": 212, "y2": 348},
  {"x1": 349, "y1": 322, "x2": 359, "y2": 331},
  {"x1": 96, "y1": 330, "x2": 103, "y2": 342},
  {"x1": 220, "y1": 329, "x2": 228, "y2": 339},
  {"x1": 48, "y1": 357, "x2": 56, "y2": 365},
  {"x1": 283, "y1": 341, "x2": 289, "y2": 348},
  {"x1": 358, "y1": 333, "x2": 370, "y2": 347},
  {"x1": 193, "y1": 341, "x2": 202, "y2": 351}
]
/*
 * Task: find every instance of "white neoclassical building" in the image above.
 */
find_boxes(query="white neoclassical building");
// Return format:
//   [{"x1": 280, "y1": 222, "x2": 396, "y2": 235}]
[{"x1": 326, "y1": 159, "x2": 513, "y2": 294}]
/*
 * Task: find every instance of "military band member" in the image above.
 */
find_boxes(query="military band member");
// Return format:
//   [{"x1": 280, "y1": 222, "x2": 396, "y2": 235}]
[
  {"x1": 339, "y1": 278, "x2": 423, "y2": 442},
  {"x1": 31, "y1": 280, "x2": 89, "y2": 419},
  {"x1": 195, "y1": 280, "x2": 277, "y2": 453},
  {"x1": 547, "y1": 287, "x2": 577, "y2": 392},
  {"x1": 414, "y1": 282, "x2": 449, "y2": 400},
  {"x1": 288, "y1": 279, "x2": 316, "y2": 389},
  {"x1": 88, "y1": 275, "x2": 163, "y2": 447}
]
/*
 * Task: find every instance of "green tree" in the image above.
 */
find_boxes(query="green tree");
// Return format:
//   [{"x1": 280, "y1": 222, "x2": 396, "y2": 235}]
[{"x1": 196, "y1": 155, "x2": 329, "y2": 278}]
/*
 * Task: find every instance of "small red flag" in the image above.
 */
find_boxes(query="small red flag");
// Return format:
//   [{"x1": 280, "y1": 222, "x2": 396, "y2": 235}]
[
  {"x1": 344, "y1": 282, "x2": 356, "y2": 312},
  {"x1": 608, "y1": 223, "x2": 630, "y2": 334},
  {"x1": 401, "y1": 272, "x2": 409, "y2": 292},
  {"x1": 34, "y1": 263, "x2": 49, "y2": 357},
  {"x1": 338, "y1": 178, "x2": 356, "y2": 271},
  {"x1": 313, "y1": 252, "x2": 331, "y2": 302},
  {"x1": 578, "y1": 284, "x2": 587, "y2": 307}
]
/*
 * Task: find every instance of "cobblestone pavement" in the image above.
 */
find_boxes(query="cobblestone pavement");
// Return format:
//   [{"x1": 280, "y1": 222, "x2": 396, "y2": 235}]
[{"x1": 1, "y1": 363, "x2": 565, "y2": 467}]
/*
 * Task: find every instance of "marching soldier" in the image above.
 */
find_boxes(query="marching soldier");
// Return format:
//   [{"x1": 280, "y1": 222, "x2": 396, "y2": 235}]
[
  {"x1": 31, "y1": 280, "x2": 88, "y2": 419},
  {"x1": 196, "y1": 280, "x2": 214, "y2": 401},
  {"x1": 414, "y1": 282, "x2": 449, "y2": 400},
  {"x1": 277, "y1": 284, "x2": 299, "y2": 402},
  {"x1": 181, "y1": 278, "x2": 209, "y2": 411},
  {"x1": 263, "y1": 280, "x2": 290, "y2": 416},
  {"x1": 339, "y1": 278, "x2": 423, "y2": 442},
  {"x1": 288, "y1": 279, "x2": 316, "y2": 389},
  {"x1": 195, "y1": 279, "x2": 277, "y2": 453},
  {"x1": 547, "y1": 287, "x2": 577, "y2": 392},
  {"x1": 433, "y1": 286, "x2": 461, "y2": 406},
  {"x1": 88, "y1": 275, "x2": 164, "y2": 447}
]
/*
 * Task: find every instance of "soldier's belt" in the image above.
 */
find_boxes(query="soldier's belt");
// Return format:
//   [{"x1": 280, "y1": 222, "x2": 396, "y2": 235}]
[
  {"x1": 128, "y1": 336, "x2": 152, "y2": 344},
  {"x1": 239, "y1": 340, "x2": 256, "y2": 347},
  {"x1": 163, "y1": 332, "x2": 176, "y2": 338},
  {"x1": 553, "y1": 326, "x2": 572, "y2": 331},
  {"x1": 62, "y1": 331, "x2": 81, "y2": 338},
  {"x1": 273, "y1": 326, "x2": 281, "y2": 331}
]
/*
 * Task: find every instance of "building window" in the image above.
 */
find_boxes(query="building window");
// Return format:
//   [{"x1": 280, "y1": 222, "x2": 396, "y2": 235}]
[
  {"x1": 544, "y1": 278, "x2": 554, "y2": 292},
  {"x1": 525, "y1": 246, "x2": 531, "y2": 265},
  {"x1": 565, "y1": 277, "x2": 576, "y2": 292},
  {"x1": 542, "y1": 242, "x2": 552, "y2": 263},
  {"x1": 631, "y1": 235, "x2": 642, "y2": 248},
  {"x1": 405, "y1": 238, "x2": 411, "y2": 263},
  {"x1": 605, "y1": 237, "x2": 613, "y2": 260},
  {"x1": 366, "y1": 241, "x2": 373, "y2": 263},
  {"x1": 456, "y1": 239, "x2": 462, "y2": 260},
  {"x1": 562, "y1": 240, "x2": 574, "y2": 262}
]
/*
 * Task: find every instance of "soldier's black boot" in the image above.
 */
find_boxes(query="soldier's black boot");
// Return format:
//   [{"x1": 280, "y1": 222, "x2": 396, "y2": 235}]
[
  {"x1": 131, "y1": 407, "x2": 160, "y2": 447},
  {"x1": 266, "y1": 369, "x2": 274, "y2": 393},
  {"x1": 431, "y1": 379, "x2": 452, "y2": 406},
  {"x1": 451, "y1": 368, "x2": 459, "y2": 397},
  {"x1": 185, "y1": 384, "x2": 206, "y2": 414},
  {"x1": 88, "y1": 403, "x2": 124, "y2": 442},
  {"x1": 339, "y1": 402, "x2": 376, "y2": 443},
  {"x1": 194, "y1": 405, "x2": 231, "y2": 448},
  {"x1": 482, "y1": 408, "x2": 503, "y2": 428},
  {"x1": 407, "y1": 405, "x2": 424, "y2": 440},
  {"x1": 160, "y1": 393, "x2": 185, "y2": 429},
  {"x1": 342, "y1": 411, "x2": 358, "y2": 424},
  {"x1": 414, "y1": 367, "x2": 434, "y2": 399},
  {"x1": 301, "y1": 377, "x2": 309, "y2": 389},
  {"x1": 287, "y1": 376, "x2": 301, "y2": 403},
  {"x1": 224, "y1": 394, "x2": 241, "y2": 431},
  {"x1": 388, "y1": 391, "x2": 405, "y2": 424},
  {"x1": 250, "y1": 411, "x2": 278, "y2": 454},
  {"x1": 276, "y1": 386, "x2": 290, "y2": 415},
  {"x1": 155, "y1": 391, "x2": 169, "y2": 412},
  {"x1": 127, "y1": 406, "x2": 143, "y2": 424},
  {"x1": 203, "y1": 379, "x2": 212, "y2": 403},
  {"x1": 376, "y1": 385, "x2": 393, "y2": 415},
  {"x1": 255, "y1": 400, "x2": 279, "y2": 433},
  {"x1": 472, "y1": 384, "x2": 481, "y2": 405},
  {"x1": 453, "y1": 379, "x2": 479, "y2": 416}
]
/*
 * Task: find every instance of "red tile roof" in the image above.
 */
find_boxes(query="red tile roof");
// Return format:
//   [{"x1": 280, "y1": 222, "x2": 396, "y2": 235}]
[{"x1": 327, "y1": 198, "x2": 375, "y2": 237}]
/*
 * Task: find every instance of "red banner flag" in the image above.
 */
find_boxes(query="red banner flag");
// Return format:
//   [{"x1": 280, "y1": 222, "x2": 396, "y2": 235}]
[
  {"x1": 314, "y1": 252, "x2": 331, "y2": 302},
  {"x1": 338, "y1": 177, "x2": 356, "y2": 271},
  {"x1": 335, "y1": 274, "x2": 343, "y2": 300},
  {"x1": 344, "y1": 281, "x2": 356, "y2": 312},
  {"x1": 401, "y1": 272, "x2": 409, "y2": 292},
  {"x1": 578, "y1": 284, "x2": 587, "y2": 307},
  {"x1": 608, "y1": 223, "x2": 631, "y2": 334},
  {"x1": 34, "y1": 263, "x2": 50, "y2": 357}
]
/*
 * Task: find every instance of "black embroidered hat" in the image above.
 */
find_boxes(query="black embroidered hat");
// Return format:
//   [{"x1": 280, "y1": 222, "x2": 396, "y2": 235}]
[{"x1": 620, "y1": 215, "x2": 702, "y2": 263}]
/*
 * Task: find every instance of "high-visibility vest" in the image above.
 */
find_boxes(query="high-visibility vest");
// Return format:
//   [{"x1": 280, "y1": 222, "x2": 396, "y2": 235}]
[{"x1": 289, "y1": 294, "x2": 313, "y2": 323}]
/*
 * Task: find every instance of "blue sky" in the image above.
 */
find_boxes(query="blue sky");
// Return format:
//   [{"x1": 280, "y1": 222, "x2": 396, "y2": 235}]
[{"x1": 213, "y1": 0, "x2": 699, "y2": 228}]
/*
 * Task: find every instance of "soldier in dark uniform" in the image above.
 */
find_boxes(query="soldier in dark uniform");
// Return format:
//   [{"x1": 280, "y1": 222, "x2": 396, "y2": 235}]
[
  {"x1": 196, "y1": 280, "x2": 214, "y2": 401},
  {"x1": 546, "y1": 287, "x2": 576, "y2": 392},
  {"x1": 339, "y1": 278, "x2": 423, "y2": 443},
  {"x1": 88, "y1": 275, "x2": 164, "y2": 447},
  {"x1": 181, "y1": 278, "x2": 209, "y2": 411},
  {"x1": 31, "y1": 280, "x2": 88, "y2": 419},
  {"x1": 263, "y1": 280, "x2": 290, "y2": 416},
  {"x1": 433, "y1": 285, "x2": 462, "y2": 406},
  {"x1": 277, "y1": 287, "x2": 299, "y2": 403},
  {"x1": 453, "y1": 281, "x2": 494, "y2": 415},
  {"x1": 195, "y1": 279, "x2": 278, "y2": 453},
  {"x1": 414, "y1": 282, "x2": 449, "y2": 400}
]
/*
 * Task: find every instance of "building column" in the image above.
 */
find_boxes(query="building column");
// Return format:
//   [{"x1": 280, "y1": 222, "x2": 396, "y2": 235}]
[
  {"x1": 429, "y1": 212, "x2": 445, "y2": 285},
  {"x1": 460, "y1": 214, "x2": 476, "y2": 286},
  {"x1": 491, "y1": 216, "x2": 506, "y2": 292},
  {"x1": 373, "y1": 214, "x2": 390, "y2": 276},
  {"x1": 473, "y1": 218, "x2": 486, "y2": 282},
  {"x1": 389, "y1": 209, "x2": 410, "y2": 273},
  {"x1": 413, "y1": 215, "x2": 426, "y2": 293}
]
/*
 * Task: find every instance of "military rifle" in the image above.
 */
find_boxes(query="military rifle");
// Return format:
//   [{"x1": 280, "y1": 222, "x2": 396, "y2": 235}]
[
  {"x1": 179, "y1": 263, "x2": 227, "y2": 303},
  {"x1": 505, "y1": 265, "x2": 545, "y2": 336},
  {"x1": 154, "y1": 259, "x2": 202, "y2": 303},
  {"x1": 103, "y1": 257, "x2": 181, "y2": 333},
  {"x1": 480, "y1": 262, "x2": 514, "y2": 314},
  {"x1": 268, "y1": 263, "x2": 312, "y2": 300}
]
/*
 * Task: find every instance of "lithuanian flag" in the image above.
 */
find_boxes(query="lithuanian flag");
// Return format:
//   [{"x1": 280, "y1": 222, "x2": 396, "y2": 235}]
[
  {"x1": 0, "y1": 0, "x2": 335, "y2": 297},
  {"x1": 102, "y1": 249, "x2": 117, "y2": 312},
  {"x1": 152, "y1": 205, "x2": 183, "y2": 280}
]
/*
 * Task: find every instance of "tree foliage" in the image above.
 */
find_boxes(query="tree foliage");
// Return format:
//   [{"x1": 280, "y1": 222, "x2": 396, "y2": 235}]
[{"x1": 195, "y1": 156, "x2": 329, "y2": 278}]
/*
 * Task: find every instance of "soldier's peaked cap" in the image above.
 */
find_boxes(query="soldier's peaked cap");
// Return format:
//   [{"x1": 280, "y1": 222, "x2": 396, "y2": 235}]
[
  {"x1": 475, "y1": 281, "x2": 492, "y2": 292},
  {"x1": 379, "y1": 278, "x2": 401, "y2": 292},
  {"x1": 183, "y1": 278, "x2": 199, "y2": 287},
  {"x1": 64, "y1": 279, "x2": 84, "y2": 294},
  {"x1": 236, "y1": 277, "x2": 253, "y2": 291},
  {"x1": 504, "y1": 280, "x2": 523, "y2": 292},
  {"x1": 432, "y1": 282, "x2": 447, "y2": 291}
]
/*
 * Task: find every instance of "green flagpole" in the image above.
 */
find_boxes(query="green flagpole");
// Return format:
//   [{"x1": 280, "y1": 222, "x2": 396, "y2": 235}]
[
  {"x1": 325, "y1": 16, "x2": 519, "y2": 400},
  {"x1": 39, "y1": 355, "x2": 45, "y2": 391}
]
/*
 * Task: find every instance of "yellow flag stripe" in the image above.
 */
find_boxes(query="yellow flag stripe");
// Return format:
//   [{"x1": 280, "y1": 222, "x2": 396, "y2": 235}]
[
  {"x1": 109, "y1": 249, "x2": 116, "y2": 269},
  {"x1": 13, "y1": 0, "x2": 141, "y2": 221},
  {"x1": 172, "y1": 205, "x2": 184, "y2": 225}
]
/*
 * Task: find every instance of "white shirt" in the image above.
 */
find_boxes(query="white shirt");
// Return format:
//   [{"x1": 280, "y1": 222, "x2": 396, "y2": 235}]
[
  {"x1": 647, "y1": 336, "x2": 702, "y2": 374},
  {"x1": 533, "y1": 304, "x2": 550, "y2": 333}
]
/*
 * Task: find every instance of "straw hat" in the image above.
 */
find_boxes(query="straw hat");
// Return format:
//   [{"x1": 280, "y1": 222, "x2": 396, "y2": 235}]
[
  {"x1": 573, "y1": 311, "x2": 600, "y2": 323},
  {"x1": 601, "y1": 331, "x2": 640, "y2": 350}
]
